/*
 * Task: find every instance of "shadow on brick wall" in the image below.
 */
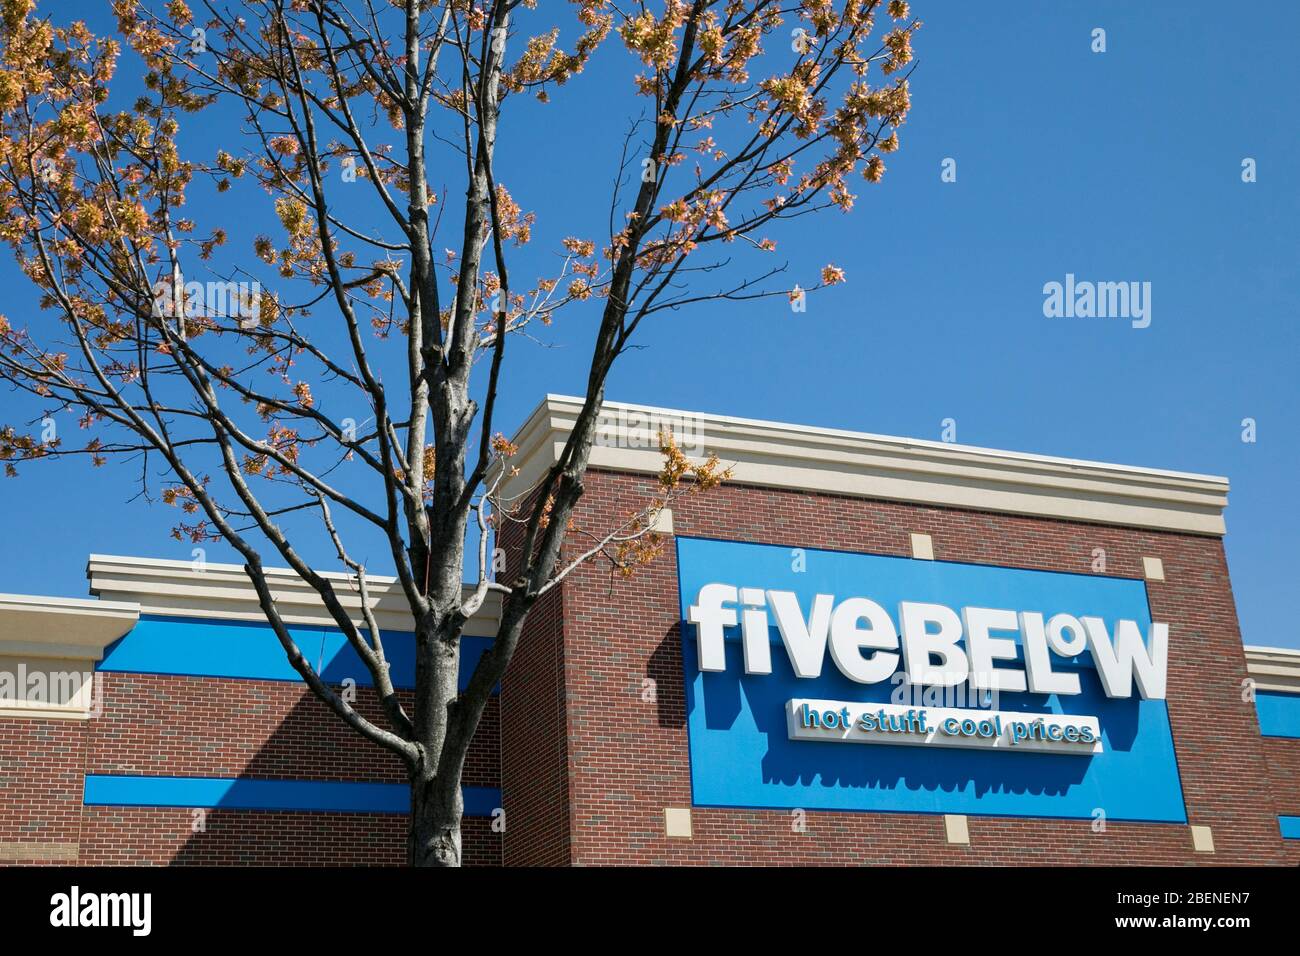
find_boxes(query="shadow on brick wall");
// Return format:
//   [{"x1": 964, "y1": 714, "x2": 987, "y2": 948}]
[{"x1": 83, "y1": 674, "x2": 501, "y2": 866}]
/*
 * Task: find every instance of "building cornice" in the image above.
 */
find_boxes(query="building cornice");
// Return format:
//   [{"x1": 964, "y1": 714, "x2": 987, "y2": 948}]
[
  {"x1": 86, "y1": 554, "x2": 501, "y2": 636},
  {"x1": 497, "y1": 395, "x2": 1231, "y2": 536},
  {"x1": 1244, "y1": 645, "x2": 1300, "y2": 694},
  {"x1": 0, "y1": 593, "x2": 139, "y2": 662}
]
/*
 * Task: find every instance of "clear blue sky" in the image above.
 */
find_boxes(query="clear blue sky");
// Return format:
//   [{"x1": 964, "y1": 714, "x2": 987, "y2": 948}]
[{"x1": 1, "y1": 2, "x2": 1297, "y2": 648}]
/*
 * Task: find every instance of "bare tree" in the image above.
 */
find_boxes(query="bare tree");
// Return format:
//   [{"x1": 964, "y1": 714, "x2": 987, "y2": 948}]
[{"x1": 0, "y1": 0, "x2": 918, "y2": 865}]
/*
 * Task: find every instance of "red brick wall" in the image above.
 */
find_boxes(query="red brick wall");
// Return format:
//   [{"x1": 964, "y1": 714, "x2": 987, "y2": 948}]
[
  {"x1": 1261, "y1": 737, "x2": 1300, "y2": 863},
  {"x1": 497, "y1": 506, "x2": 573, "y2": 866},
  {"x1": 1262, "y1": 738, "x2": 1300, "y2": 818},
  {"x1": 0, "y1": 673, "x2": 501, "y2": 866},
  {"x1": 84, "y1": 673, "x2": 498, "y2": 789},
  {"x1": 530, "y1": 467, "x2": 1290, "y2": 866},
  {"x1": 77, "y1": 809, "x2": 499, "y2": 866},
  {"x1": 0, "y1": 719, "x2": 86, "y2": 862}
]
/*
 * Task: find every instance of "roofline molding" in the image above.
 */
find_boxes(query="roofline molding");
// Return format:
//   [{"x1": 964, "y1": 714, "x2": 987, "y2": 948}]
[
  {"x1": 496, "y1": 395, "x2": 1231, "y2": 536},
  {"x1": 0, "y1": 593, "x2": 140, "y2": 661},
  {"x1": 1244, "y1": 644, "x2": 1300, "y2": 694},
  {"x1": 86, "y1": 554, "x2": 501, "y2": 636}
]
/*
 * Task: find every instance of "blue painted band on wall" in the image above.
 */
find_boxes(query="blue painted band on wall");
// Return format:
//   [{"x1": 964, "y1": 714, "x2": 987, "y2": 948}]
[
  {"x1": 676, "y1": 535, "x2": 1187, "y2": 824},
  {"x1": 1256, "y1": 691, "x2": 1300, "y2": 738},
  {"x1": 83, "y1": 774, "x2": 501, "y2": 817},
  {"x1": 1281, "y1": 816, "x2": 1300, "y2": 840},
  {"x1": 96, "y1": 615, "x2": 494, "y2": 693}
]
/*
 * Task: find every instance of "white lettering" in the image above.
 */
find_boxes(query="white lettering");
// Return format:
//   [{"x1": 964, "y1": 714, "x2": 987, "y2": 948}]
[
  {"x1": 1082, "y1": 617, "x2": 1168, "y2": 699},
  {"x1": 899, "y1": 602, "x2": 969, "y2": 688},
  {"x1": 962, "y1": 606, "x2": 1027, "y2": 693},
  {"x1": 688, "y1": 584, "x2": 1168, "y2": 699},
  {"x1": 767, "y1": 591, "x2": 835, "y2": 679},
  {"x1": 828, "y1": 597, "x2": 899, "y2": 684},
  {"x1": 686, "y1": 583, "x2": 738, "y2": 672},
  {"x1": 50, "y1": 886, "x2": 151, "y2": 937},
  {"x1": 738, "y1": 588, "x2": 771, "y2": 674},
  {"x1": 1021, "y1": 611, "x2": 1081, "y2": 695}
]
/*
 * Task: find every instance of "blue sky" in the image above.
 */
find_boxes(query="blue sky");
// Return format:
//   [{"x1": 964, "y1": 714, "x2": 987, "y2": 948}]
[{"x1": 1, "y1": 2, "x2": 1297, "y2": 648}]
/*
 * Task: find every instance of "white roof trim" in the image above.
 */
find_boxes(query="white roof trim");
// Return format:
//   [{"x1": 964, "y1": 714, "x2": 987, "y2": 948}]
[
  {"x1": 86, "y1": 554, "x2": 501, "y2": 636},
  {"x1": 496, "y1": 395, "x2": 1231, "y2": 536},
  {"x1": 0, "y1": 594, "x2": 140, "y2": 661},
  {"x1": 1244, "y1": 644, "x2": 1300, "y2": 694}
]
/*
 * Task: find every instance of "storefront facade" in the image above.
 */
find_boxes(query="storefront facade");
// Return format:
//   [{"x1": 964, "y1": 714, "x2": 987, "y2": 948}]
[{"x1": 2, "y1": 396, "x2": 1298, "y2": 865}]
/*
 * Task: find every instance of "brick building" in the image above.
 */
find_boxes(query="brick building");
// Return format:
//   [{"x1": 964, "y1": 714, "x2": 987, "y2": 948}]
[{"x1": 1, "y1": 396, "x2": 1297, "y2": 866}]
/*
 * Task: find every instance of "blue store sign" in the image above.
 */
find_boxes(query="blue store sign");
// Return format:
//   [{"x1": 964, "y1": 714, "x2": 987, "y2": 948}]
[{"x1": 677, "y1": 536, "x2": 1187, "y2": 823}]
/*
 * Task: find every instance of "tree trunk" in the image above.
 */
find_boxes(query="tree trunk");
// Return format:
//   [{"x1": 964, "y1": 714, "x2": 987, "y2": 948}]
[{"x1": 408, "y1": 772, "x2": 463, "y2": 867}]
